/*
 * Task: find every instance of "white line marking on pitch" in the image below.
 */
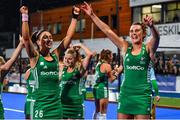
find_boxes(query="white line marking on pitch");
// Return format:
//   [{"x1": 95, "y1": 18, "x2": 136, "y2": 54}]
[{"x1": 4, "y1": 108, "x2": 24, "y2": 113}]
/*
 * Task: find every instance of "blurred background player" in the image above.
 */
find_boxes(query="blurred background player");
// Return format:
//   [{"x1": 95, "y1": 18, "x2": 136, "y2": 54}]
[{"x1": 92, "y1": 49, "x2": 123, "y2": 120}]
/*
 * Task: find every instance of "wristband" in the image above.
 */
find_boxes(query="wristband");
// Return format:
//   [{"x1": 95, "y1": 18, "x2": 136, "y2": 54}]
[
  {"x1": 22, "y1": 14, "x2": 29, "y2": 22},
  {"x1": 72, "y1": 7, "x2": 79, "y2": 19}
]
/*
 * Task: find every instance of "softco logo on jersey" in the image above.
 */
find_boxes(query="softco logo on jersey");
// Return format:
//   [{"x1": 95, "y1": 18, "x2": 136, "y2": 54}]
[
  {"x1": 126, "y1": 65, "x2": 144, "y2": 70},
  {"x1": 40, "y1": 71, "x2": 59, "y2": 76}
]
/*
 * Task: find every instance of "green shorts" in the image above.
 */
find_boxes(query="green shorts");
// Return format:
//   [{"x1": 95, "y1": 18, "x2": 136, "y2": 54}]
[
  {"x1": 93, "y1": 83, "x2": 108, "y2": 99},
  {"x1": 117, "y1": 92, "x2": 152, "y2": 115},
  {"x1": 32, "y1": 99, "x2": 62, "y2": 119},
  {"x1": 62, "y1": 104, "x2": 84, "y2": 119},
  {"x1": 24, "y1": 99, "x2": 32, "y2": 116},
  {"x1": 0, "y1": 101, "x2": 4, "y2": 119}
]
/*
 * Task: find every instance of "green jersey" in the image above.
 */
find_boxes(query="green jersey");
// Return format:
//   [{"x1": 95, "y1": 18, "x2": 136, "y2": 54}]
[
  {"x1": 60, "y1": 67, "x2": 84, "y2": 119},
  {"x1": 60, "y1": 67, "x2": 83, "y2": 105},
  {"x1": 118, "y1": 44, "x2": 152, "y2": 115},
  {"x1": 93, "y1": 61, "x2": 109, "y2": 99},
  {"x1": 95, "y1": 62, "x2": 108, "y2": 86},
  {"x1": 94, "y1": 61, "x2": 108, "y2": 85},
  {"x1": 0, "y1": 80, "x2": 4, "y2": 119},
  {"x1": 121, "y1": 44, "x2": 151, "y2": 94},
  {"x1": 25, "y1": 69, "x2": 35, "y2": 116},
  {"x1": 31, "y1": 53, "x2": 62, "y2": 119}
]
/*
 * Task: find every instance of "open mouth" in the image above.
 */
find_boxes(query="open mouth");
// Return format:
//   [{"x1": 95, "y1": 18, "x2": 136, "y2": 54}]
[
  {"x1": 46, "y1": 40, "x2": 53, "y2": 47},
  {"x1": 132, "y1": 34, "x2": 138, "y2": 39}
]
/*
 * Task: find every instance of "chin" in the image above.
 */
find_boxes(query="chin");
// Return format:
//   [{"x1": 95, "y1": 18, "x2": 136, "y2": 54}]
[
  {"x1": 46, "y1": 45, "x2": 52, "y2": 49},
  {"x1": 132, "y1": 39, "x2": 141, "y2": 44}
]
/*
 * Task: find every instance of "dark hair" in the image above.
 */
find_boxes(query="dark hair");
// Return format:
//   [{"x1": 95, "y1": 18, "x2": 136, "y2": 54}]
[
  {"x1": 132, "y1": 22, "x2": 147, "y2": 39},
  {"x1": 31, "y1": 30, "x2": 46, "y2": 43},
  {"x1": 31, "y1": 30, "x2": 46, "y2": 50},
  {"x1": 99, "y1": 49, "x2": 112, "y2": 63}
]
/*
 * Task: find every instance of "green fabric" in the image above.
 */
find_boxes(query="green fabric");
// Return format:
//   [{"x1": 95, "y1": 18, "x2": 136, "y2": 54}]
[
  {"x1": 93, "y1": 61, "x2": 109, "y2": 99},
  {"x1": 0, "y1": 100, "x2": 4, "y2": 119},
  {"x1": 60, "y1": 67, "x2": 84, "y2": 105},
  {"x1": 94, "y1": 61, "x2": 108, "y2": 85},
  {"x1": 25, "y1": 70, "x2": 35, "y2": 115},
  {"x1": 151, "y1": 80, "x2": 159, "y2": 96},
  {"x1": 60, "y1": 66, "x2": 84, "y2": 118},
  {"x1": 93, "y1": 83, "x2": 108, "y2": 99},
  {"x1": 118, "y1": 92, "x2": 152, "y2": 115},
  {"x1": 31, "y1": 53, "x2": 62, "y2": 119},
  {"x1": 0, "y1": 79, "x2": 4, "y2": 119},
  {"x1": 118, "y1": 44, "x2": 152, "y2": 115},
  {"x1": 62, "y1": 104, "x2": 84, "y2": 119},
  {"x1": 81, "y1": 76, "x2": 87, "y2": 100}
]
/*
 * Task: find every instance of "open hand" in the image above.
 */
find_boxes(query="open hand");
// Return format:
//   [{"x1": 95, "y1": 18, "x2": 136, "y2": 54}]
[
  {"x1": 144, "y1": 15, "x2": 153, "y2": 27},
  {"x1": 155, "y1": 95, "x2": 160, "y2": 102},
  {"x1": 81, "y1": 1, "x2": 93, "y2": 16}
]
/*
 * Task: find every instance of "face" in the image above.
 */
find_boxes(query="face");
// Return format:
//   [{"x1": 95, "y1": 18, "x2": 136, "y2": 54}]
[
  {"x1": 129, "y1": 25, "x2": 143, "y2": 44},
  {"x1": 37, "y1": 31, "x2": 53, "y2": 50},
  {"x1": 63, "y1": 53, "x2": 75, "y2": 67}
]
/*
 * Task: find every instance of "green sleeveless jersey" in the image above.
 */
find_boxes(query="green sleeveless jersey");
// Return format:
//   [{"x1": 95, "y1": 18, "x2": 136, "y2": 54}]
[
  {"x1": 94, "y1": 61, "x2": 108, "y2": 86},
  {"x1": 0, "y1": 72, "x2": 2, "y2": 99},
  {"x1": 0, "y1": 83, "x2": 2, "y2": 100},
  {"x1": 26, "y1": 69, "x2": 35, "y2": 100},
  {"x1": 32, "y1": 53, "x2": 60, "y2": 100},
  {"x1": 25, "y1": 69, "x2": 35, "y2": 116},
  {"x1": 0, "y1": 82, "x2": 3, "y2": 119},
  {"x1": 121, "y1": 44, "x2": 151, "y2": 95},
  {"x1": 60, "y1": 67, "x2": 83, "y2": 105}
]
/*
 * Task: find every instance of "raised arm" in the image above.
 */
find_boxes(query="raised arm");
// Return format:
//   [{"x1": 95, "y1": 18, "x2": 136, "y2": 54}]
[
  {"x1": 0, "y1": 36, "x2": 24, "y2": 81},
  {"x1": 81, "y1": 2, "x2": 128, "y2": 51},
  {"x1": 53, "y1": 6, "x2": 80, "y2": 58},
  {"x1": 20, "y1": 6, "x2": 38, "y2": 62},
  {"x1": 73, "y1": 43, "x2": 93, "y2": 70},
  {"x1": 144, "y1": 15, "x2": 160, "y2": 53}
]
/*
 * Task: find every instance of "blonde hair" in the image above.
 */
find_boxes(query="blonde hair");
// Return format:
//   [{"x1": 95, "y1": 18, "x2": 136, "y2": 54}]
[
  {"x1": 0, "y1": 56, "x2": 5, "y2": 65},
  {"x1": 99, "y1": 49, "x2": 112, "y2": 63}
]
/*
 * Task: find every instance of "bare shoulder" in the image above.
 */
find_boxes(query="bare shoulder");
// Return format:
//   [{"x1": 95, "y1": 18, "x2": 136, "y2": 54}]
[
  {"x1": 103, "y1": 63, "x2": 112, "y2": 73},
  {"x1": 24, "y1": 69, "x2": 31, "y2": 80}
]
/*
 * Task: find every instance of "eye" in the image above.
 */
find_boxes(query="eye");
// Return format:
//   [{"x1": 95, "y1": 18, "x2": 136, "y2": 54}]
[
  {"x1": 43, "y1": 35, "x2": 47, "y2": 39},
  {"x1": 135, "y1": 29, "x2": 141, "y2": 32},
  {"x1": 49, "y1": 36, "x2": 53, "y2": 39},
  {"x1": 130, "y1": 30, "x2": 133, "y2": 33}
]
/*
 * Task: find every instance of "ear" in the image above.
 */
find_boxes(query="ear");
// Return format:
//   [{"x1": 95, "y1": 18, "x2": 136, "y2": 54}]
[{"x1": 36, "y1": 39, "x2": 40, "y2": 45}]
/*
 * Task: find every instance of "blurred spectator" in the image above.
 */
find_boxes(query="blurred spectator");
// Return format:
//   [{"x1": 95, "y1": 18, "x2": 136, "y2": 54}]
[
  {"x1": 154, "y1": 52, "x2": 180, "y2": 75},
  {"x1": 6, "y1": 52, "x2": 180, "y2": 83},
  {"x1": 173, "y1": 13, "x2": 179, "y2": 22}
]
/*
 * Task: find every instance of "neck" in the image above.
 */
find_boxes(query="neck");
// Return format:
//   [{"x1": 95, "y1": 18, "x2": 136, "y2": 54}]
[
  {"x1": 132, "y1": 43, "x2": 142, "y2": 50},
  {"x1": 67, "y1": 66, "x2": 75, "y2": 72},
  {"x1": 39, "y1": 49, "x2": 50, "y2": 57}
]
